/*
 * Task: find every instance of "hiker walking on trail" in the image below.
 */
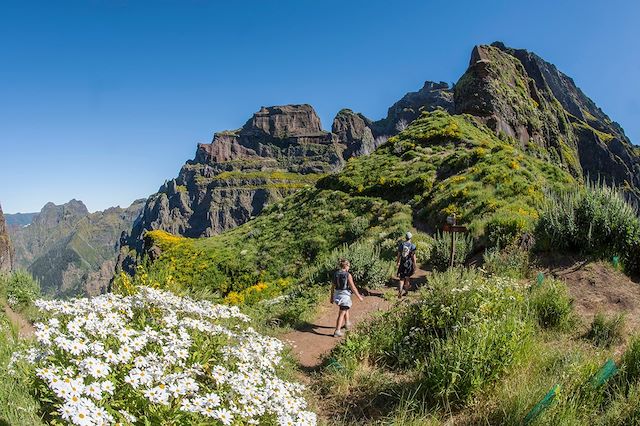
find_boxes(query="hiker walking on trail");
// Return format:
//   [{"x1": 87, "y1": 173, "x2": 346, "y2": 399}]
[
  {"x1": 396, "y1": 231, "x2": 417, "y2": 298},
  {"x1": 330, "y1": 259, "x2": 363, "y2": 337}
]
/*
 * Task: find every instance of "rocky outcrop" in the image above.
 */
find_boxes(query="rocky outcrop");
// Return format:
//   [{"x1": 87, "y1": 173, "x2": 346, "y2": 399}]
[
  {"x1": 454, "y1": 42, "x2": 640, "y2": 194},
  {"x1": 372, "y1": 81, "x2": 455, "y2": 137},
  {"x1": 332, "y1": 109, "x2": 379, "y2": 158},
  {"x1": 0, "y1": 204, "x2": 13, "y2": 273},
  {"x1": 9, "y1": 199, "x2": 144, "y2": 297},
  {"x1": 194, "y1": 105, "x2": 341, "y2": 173}
]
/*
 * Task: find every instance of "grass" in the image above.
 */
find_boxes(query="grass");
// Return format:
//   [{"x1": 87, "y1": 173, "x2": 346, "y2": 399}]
[
  {"x1": 586, "y1": 313, "x2": 625, "y2": 348},
  {"x1": 0, "y1": 273, "x2": 43, "y2": 425},
  {"x1": 316, "y1": 263, "x2": 640, "y2": 425},
  {"x1": 318, "y1": 268, "x2": 534, "y2": 422},
  {"x1": 529, "y1": 279, "x2": 574, "y2": 330},
  {"x1": 0, "y1": 313, "x2": 43, "y2": 425}
]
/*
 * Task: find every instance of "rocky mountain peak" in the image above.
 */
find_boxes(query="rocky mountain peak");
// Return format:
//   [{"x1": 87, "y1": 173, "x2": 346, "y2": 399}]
[
  {"x1": 245, "y1": 104, "x2": 324, "y2": 138},
  {"x1": 332, "y1": 109, "x2": 378, "y2": 158},
  {"x1": 194, "y1": 104, "x2": 335, "y2": 168},
  {"x1": 455, "y1": 41, "x2": 640, "y2": 201},
  {"x1": 35, "y1": 199, "x2": 89, "y2": 228}
]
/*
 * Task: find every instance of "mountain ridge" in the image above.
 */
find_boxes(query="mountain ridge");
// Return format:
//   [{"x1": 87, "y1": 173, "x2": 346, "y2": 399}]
[{"x1": 119, "y1": 41, "x2": 639, "y2": 275}]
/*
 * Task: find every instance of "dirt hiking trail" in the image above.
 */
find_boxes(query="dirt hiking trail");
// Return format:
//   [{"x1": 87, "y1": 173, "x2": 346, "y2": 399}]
[
  {"x1": 3, "y1": 304, "x2": 35, "y2": 338},
  {"x1": 283, "y1": 268, "x2": 428, "y2": 370}
]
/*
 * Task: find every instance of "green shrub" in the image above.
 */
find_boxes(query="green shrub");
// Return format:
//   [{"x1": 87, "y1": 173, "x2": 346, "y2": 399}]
[
  {"x1": 529, "y1": 279, "x2": 573, "y2": 330},
  {"x1": 428, "y1": 231, "x2": 474, "y2": 271},
  {"x1": 535, "y1": 183, "x2": 640, "y2": 274},
  {"x1": 483, "y1": 245, "x2": 530, "y2": 279},
  {"x1": 586, "y1": 313, "x2": 624, "y2": 348},
  {"x1": 1, "y1": 271, "x2": 40, "y2": 310},
  {"x1": 485, "y1": 211, "x2": 534, "y2": 248},
  {"x1": 307, "y1": 241, "x2": 393, "y2": 289},
  {"x1": 332, "y1": 269, "x2": 532, "y2": 405},
  {"x1": 346, "y1": 216, "x2": 370, "y2": 240},
  {"x1": 412, "y1": 232, "x2": 433, "y2": 266}
]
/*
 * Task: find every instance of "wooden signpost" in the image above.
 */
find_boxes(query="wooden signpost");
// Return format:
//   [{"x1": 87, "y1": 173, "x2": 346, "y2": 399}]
[{"x1": 443, "y1": 214, "x2": 468, "y2": 268}]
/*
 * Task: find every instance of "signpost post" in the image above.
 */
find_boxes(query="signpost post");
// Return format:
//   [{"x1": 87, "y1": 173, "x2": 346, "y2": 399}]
[{"x1": 443, "y1": 214, "x2": 468, "y2": 268}]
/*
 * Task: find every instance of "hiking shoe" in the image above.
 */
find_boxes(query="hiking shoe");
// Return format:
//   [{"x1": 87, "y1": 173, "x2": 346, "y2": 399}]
[
  {"x1": 344, "y1": 321, "x2": 352, "y2": 330},
  {"x1": 333, "y1": 330, "x2": 344, "y2": 337}
]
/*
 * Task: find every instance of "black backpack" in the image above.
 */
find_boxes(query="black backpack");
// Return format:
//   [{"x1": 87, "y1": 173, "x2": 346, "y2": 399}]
[{"x1": 335, "y1": 270, "x2": 349, "y2": 291}]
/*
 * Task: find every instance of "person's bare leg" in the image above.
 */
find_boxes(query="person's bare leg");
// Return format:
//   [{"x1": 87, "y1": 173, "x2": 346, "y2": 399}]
[
  {"x1": 344, "y1": 309, "x2": 351, "y2": 329},
  {"x1": 398, "y1": 278, "x2": 403, "y2": 297},
  {"x1": 335, "y1": 310, "x2": 346, "y2": 332},
  {"x1": 404, "y1": 278, "x2": 411, "y2": 294}
]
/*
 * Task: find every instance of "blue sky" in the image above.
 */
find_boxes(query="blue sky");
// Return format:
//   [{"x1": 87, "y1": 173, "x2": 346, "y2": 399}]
[{"x1": 1, "y1": 0, "x2": 638, "y2": 213}]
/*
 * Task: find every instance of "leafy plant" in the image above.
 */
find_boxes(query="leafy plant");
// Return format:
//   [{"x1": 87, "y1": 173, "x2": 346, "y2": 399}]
[
  {"x1": 0, "y1": 270, "x2": 40, "y2": 311},
  {"x1": 586, "y1": 312, "x2": 625, "y2": 348},
  {"x1": 330, "y1": 269, "x2": 532, "y2": 406},
  {"x1": 428, "y1": 231, "x2": 474, "y2": 271},
  {"x1": 306, "y1": 241, "x2": 393, "y2": 289},
  {"x1": 529, "y1": 279, "x2": 573, "y2": 330},
  {"x1": 535, "y1": 182, "x2": 640, "y2": 274},
  {"x1": 483, "y1": 245, "x2": 530, "y2": 279}
]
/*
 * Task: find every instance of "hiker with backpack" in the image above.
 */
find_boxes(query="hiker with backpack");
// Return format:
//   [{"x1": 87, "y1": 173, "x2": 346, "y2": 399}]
[
  {"x1": 330, "y1": 259, "x2": 364, "y2": 337},
  {"x1": 396, "y1": 231, "x2": 417, "y2": 298}
]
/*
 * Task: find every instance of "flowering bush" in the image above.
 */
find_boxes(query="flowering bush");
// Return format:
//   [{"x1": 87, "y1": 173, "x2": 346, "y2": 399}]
[
  {"x1": 330, "y1": 268, "x2": 532, "y2": 405},
  {"x1": 15, "y1": 287, "x2": 316, "y2": 425}
]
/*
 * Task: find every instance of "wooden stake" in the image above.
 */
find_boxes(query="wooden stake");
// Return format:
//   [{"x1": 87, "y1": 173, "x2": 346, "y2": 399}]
[{"x1": 450, "y1": 230, "x2": 455, "y2": 268}]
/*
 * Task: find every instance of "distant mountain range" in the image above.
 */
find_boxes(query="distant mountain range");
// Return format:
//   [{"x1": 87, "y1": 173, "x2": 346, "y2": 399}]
[
  {"x1": 4, "y1": 212, "x2": 38, "y2": 229},
  {"x1": 7, "y1": 199, "x2": 144, "y2": 297}
]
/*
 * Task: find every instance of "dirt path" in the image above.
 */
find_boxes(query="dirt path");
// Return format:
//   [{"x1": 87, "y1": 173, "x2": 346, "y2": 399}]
[
  {"x1": 3, "y1": 304, "x2": 35, "y2": 338},
  {"x1": 283, "y1": 268, "x2": 429, "y2": 370}
]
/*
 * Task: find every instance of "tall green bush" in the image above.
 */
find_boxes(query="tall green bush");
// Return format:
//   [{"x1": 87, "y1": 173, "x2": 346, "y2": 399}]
[
  {"x1": 0, "y1": 271, "x2": 40, "y2": 310},
  {"x1": 428, "y1": 231, "x2": 474, "y2": 271},
  {"x1": 307, "y1": 241, "x2": 393, "y2": 289},
  {"x1": 529, "y1": 279, "x2": 573, "y2": 330},
  {"x1": 535, "y1": 183, "x2": 640, "y2": 273}
]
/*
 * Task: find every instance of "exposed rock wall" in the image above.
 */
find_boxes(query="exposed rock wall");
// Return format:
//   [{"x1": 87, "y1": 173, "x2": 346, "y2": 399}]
[
  {"x1": 0, "y1": 204, "x2": 13, "y2": 273},
  {"x1": 454, "y1": 42, "x2": 640, "y2": 195}
]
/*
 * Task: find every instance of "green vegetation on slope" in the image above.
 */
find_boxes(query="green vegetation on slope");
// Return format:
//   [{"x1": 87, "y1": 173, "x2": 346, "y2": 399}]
[
  {"x1": 140, "y1": 188, "x2": 412, "y2": 297},
  {"x1": 320, "y1": 110, "x2": 575, "y2": 242}
]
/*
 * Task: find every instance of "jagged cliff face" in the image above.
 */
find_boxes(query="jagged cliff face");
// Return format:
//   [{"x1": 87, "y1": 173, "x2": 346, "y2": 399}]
[
  {"x1": 0, "y1": 204, "x2": 13, "y2": 273},
  {"x1": 119, "y1": 104, "x2": 383, "y2": 270},
  {"x1": 9, "y1": 199, "x2": 144, "y2": 296},
  {"x1": 454, "y1": 42, "x2": 640, "y2": 194}
]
